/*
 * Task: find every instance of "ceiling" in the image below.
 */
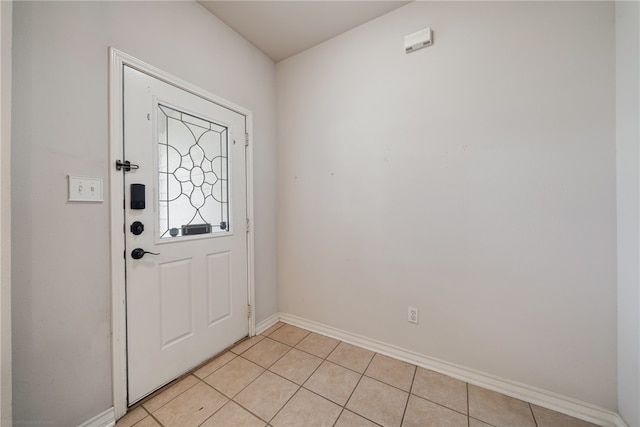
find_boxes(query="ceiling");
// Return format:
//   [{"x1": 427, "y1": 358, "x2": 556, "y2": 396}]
[{"x1": 199, "y1": 1, "x2": 412, "y2": 62}]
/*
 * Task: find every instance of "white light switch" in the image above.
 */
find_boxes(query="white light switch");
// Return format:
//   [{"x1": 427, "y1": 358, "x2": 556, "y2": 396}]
[{"x1": 68, "y1": 176, "x2": 103, "y2": 202}]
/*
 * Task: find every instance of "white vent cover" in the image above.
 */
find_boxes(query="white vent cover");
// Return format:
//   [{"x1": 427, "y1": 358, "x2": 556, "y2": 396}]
[{"x1": 405, "y1": 28, "x2": 433, "y2": 53}]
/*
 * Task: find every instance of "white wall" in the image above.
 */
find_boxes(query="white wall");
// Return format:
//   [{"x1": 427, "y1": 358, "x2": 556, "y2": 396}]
[
  {"x1": 616, "y1": 1, "x2": 640, "y2": 426},
  {"x1": 12, "y1": 2, "x2": 277, "y2": 425},
  {"x1": 277, "y1": 1, "x2": 617, "y2": 410},
  {"x1": 0, "y1": 0, "x2": 12, "y2": 425}
]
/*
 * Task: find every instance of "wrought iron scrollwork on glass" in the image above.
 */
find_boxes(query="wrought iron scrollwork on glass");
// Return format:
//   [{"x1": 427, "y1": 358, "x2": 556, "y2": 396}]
[{"x1": 157, "y1": 104, "x2": 230, "y2": 239}]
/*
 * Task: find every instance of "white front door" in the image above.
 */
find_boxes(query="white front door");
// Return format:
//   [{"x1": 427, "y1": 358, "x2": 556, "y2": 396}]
[{"x1": 123, "y1": 65, "x2": 249, "y2": 404}]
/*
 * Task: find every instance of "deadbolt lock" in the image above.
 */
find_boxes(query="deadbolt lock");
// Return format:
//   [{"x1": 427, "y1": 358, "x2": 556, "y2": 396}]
[{"x1": 130, "y1": 221, "x2": 144, "y2": 235}]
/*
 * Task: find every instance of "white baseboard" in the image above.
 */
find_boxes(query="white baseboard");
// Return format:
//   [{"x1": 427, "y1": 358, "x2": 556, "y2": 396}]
[
  {"x1": 278, "y1": 312, "x2": 626, "y2": 427},
  {"x1": 78, "y1": 407, "x2": 115, "y2": 427},
  {"x1": 255, "y1": 312, "x2": 280, "y2": 335}
]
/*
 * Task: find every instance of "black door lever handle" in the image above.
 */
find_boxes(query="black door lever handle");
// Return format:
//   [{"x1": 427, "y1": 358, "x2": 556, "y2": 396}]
[{"x1": 131, "y1": 248, "x2": 160, "y2": 260}]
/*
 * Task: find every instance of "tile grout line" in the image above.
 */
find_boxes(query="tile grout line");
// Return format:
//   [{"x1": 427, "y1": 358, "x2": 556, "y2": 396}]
[
  {"x1": 467, "y1": 384, "x2": 498, "y2": 427},
  {"x1": 362, "y1": 371, "x2": 414, "y2": 395},
  {"x1": 131, "y1": 406, "x2": 163, "y2": 427},
  {"x1": 261, "y1": 322, "x2": 285, "y2": 337},
  {"x1": 194, "y1": 399, "x2": 229, "y2": 427},
  {"x1": 221, "y1": 366, "x2": 279, "y2": 426},
  {"x1": 292, "y1": 334, "x2": 347, "y2": 427},
  {"x1": 399, "y1": 363, "x2": 419, "y2": 427},
  {"x1": 267, "y1": 326, "x2": 311, "y2": 347},
  {"x1": 258, "y1": 332, "x2": 318, "y2": 425},
  {"x1": 229, "y1": 335, "x2": 300, "y2": 425},
  {"x1": 331, "y1": 407, "x2": 346, "y2": 427},
  {"x1": 196, "y1": 349, "x2": 276, "y2": 426},
  {"x1": 268, "y1": 331, "x2": 347, "y2": 426},
  {"x1": 141, "y1": 373, "x2": 201, "y2": 415},
  {"x1": 229, "y1": 391, "x2": 273, "y2": 426},
  {"x1": 197, "y1": 352, "x2": 238, "y2": 381},
  {"x1": 293, "y1": 336, "x2": 340, "y2": 361},
  {"x1": 529, "y1": 403, "x2": 539, "y2": 427},
  {"x1": 147, "y1": 411, "x2": 165, "y2": 427},
  {"x1": 309, "y1": 336, "x2": 379, "y2": 426},
  {"x1": 249, "y1": 336, "x2": 295, "y2": 367},
  {"x1": 326, "y1": 342, "x2": 376, "y2": 377},
  {"x1": 297, "y1": 344, "x2": 335, "y2": 385},
  {"x1": 264, "y1": 380, "x2": 302, "y2": 425},
  {"x1": 410, "y1": 389, "x2": 472, "y2": 419},
  {"x1": 228, "y1": 334, "x2": 266, "y2": 356},
  {"x1": 223, "y1": 357, "x2": 267, "y2": 397},
  {"x1": 199, "y1": 327, "x2": 317, "y2": 426},
  {"x1": 201, "y1": 356, "x2": 264, "y2": 398},
  {"x1": 195, "y1": 376, "x2": 237, "y2": 427},
  {"x1": 329, "y1": 357, "x2": 372, "y2": 377},
  {"x1": 467, "y1": 382, "x2": 470, "y2": 427},
  {"x1": 338, "y1": 348, "x2": 377, "y2": 423}
]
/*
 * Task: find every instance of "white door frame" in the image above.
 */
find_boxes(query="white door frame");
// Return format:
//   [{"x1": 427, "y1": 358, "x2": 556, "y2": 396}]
[
  {"x1": 0, "y1": 2, "x2": 12, "y2": 424},
  {"x1": 108, "y1": 48, "x2": 256, "y2": 419}
]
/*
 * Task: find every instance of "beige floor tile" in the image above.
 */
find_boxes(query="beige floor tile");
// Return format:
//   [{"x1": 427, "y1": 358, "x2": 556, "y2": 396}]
[
  {"x1": 242, "y1": 337, "x2": 291, "y2": 368},
  {"x1": 365, "y1": 354, "x2": 416, "y2": 392},
  {"x1": 531, "y1": 404, "x2": 600, "y2": 427},
  {"x1": 411, "y1": 367, "x2": 467, "y2": 414},
  {"x1": 469, "y1": 418, "x2": 493, "y2": 427},
  {"x1": 261, "y1": 322, "x2": 285, "y2": 336},
  {"x1": 304, "y1": 360, "x2": 362, "y2": 406},
  {"x1": 200, "y1": 401, "x2": 266, "y2": 427},
  {"x1": 268, "y1": 324, "x2": 311, "y2": 347},
  {"x1": 271, "y1": 388, "x2": 342, "y2": 427},
  {"x1": 133, "y1": 416, "x2": 161, "y2": 427},
  {"x1": 115, "y1": 406, "x2": 148, "y2": 427},
  {"x1": 327, "y1": 342, "x2": 375, "y2": 373},
  {"x1": 269, "y1": 348, "x2": 323, "y2": 385},
  {"x1": 234, "y1": 371, "x2": 299, "y2": 422},
  {"x1": 230, "y1": 335, "x2": 265, "y2": 355},
  {"x1": 334, "y1": 410, "x2": 382, "y2": 427},
  {"x1": 346, "y1": 376, "x2": 409, "y2": 427},
  {"x1": 126, "y1": 326, "x2": 586, "y2": 427},
  {"x1": 468, "y1": 385, "x2": 536, "y2": 427},
  {"x1": 153, "y1": 382, "x2": 228, "y2": 427},
  {"x1": 194, "y1": 351, "x2": 236, "y2": 379},
  {"x1": 204, "y1": 356, "x2": 264, "y2": 397},
  {"x1": 142, "y1": 374, "x2": 200, "y2": 413},
  {"x1": 295, "y1": 332, "x2": 340, "y2": 359},
  {"x1": 402, "y1": 395, "x2": 467, "y2": 427}
]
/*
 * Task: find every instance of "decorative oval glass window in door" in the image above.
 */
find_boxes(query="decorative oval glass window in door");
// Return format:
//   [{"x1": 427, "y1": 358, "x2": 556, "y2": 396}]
[{"x1": 157, "y1": 103, "x2": 230, "y2": 239}]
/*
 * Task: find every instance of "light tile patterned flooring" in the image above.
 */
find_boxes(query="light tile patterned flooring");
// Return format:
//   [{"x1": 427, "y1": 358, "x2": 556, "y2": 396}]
[{"x1": 116, "y1": 322, "x2": 599, "y2": 427}]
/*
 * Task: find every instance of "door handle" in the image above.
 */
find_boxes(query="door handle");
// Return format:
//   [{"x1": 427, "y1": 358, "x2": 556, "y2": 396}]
[{"x1": 131, "y1": 248, "x2": 160, "y2": 260}]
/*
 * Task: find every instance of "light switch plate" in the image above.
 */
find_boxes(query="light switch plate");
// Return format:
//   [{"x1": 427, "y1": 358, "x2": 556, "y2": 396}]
[{"x1": 68, "y1": 176, "x2": 103, "y2": 202}]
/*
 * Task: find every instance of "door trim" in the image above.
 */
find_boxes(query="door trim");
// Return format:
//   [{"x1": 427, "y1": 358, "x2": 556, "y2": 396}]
[{"x1": 108, "y1": 48, "x2": 255, "y2": 419}]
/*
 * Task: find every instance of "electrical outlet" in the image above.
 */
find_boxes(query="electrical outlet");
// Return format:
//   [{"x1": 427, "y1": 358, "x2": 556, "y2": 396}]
[{"x1": 408, "y1": 307, "x2": 419, "y2": 324}]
